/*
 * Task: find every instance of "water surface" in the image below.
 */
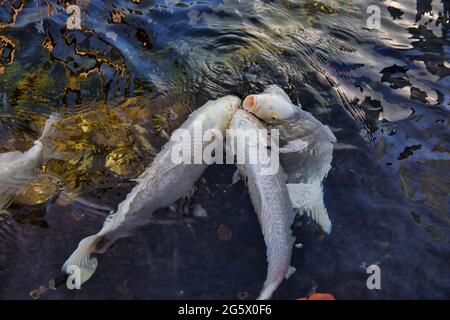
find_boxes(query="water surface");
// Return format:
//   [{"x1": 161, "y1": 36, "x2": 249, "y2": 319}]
[{"x1": 0, "y1": 0, "x2": 449, "y2": 299}]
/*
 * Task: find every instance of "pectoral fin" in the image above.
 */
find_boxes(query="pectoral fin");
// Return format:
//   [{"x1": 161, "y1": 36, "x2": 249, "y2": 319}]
[
  {"x1": 0, "y1": 151, "x2": 24, "y2": 163},
  {"x1": 279, "y1": 139, "x2": 308, "y2": 154},
  {"x1": 232, "y1": 169, "x2": 241, "y2": 184},
  {"x1": 264, "y1": 85, "x2": 293, "y2": 103},
  {"x1": 285, "y1": 266, "x2": 296, "y2": 279},
  {"x1": 287, "y1": 183, "x2": 332, "y2": 234}
]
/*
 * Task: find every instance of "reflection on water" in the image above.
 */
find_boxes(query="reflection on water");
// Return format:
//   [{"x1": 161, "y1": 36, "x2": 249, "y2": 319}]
[{"x1": 0, "y1": 0, "x2": 448, "y2": 299}]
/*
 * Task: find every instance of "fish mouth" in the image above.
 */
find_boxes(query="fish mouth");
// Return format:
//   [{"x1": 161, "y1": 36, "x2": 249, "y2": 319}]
[{"x1": 243, "y1": 95, "x2": 258, "y2": 113}]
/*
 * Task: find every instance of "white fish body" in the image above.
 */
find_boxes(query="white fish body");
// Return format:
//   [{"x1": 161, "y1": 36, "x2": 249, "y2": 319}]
[
  {"x1": 244, "y1": 85, "x2": 336, "y2": 233},
  {"x1": 0, "y1": 114, "x2": 60, "y2": 209},
  {"x1": 230, "y1": 110, "x2": 295, "y2": 300},
  {"x1": 62, "y1": 96, "x2": 240, "y2": 284}
]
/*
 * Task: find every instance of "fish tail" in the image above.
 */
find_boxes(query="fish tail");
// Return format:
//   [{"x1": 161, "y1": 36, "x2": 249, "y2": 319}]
[
  {"x1": 257, "y1": 260, "x2": 295, "y2": 300},
  {"x1": 62, "y1": 235, "x2": 102, "y2": 285},
  {"x1": 257, "y1": 281, "x2": 281, "y2": 300},
  {"x1": 38, "y1": 113, "x2": 61, "y2": 141}
]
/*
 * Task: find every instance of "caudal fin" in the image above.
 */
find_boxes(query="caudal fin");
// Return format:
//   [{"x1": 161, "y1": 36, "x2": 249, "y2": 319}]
[
  {"x1": 62, "y1": 235, "x2": 101, "y2": 285},
  {"x1": 287, "y1": 183, "x2": 332, "y2": 234},
  {"x1": 257, "y1": 265, "x2": 296, "y2": 300},
  {"x1": 257, "y1": 281, "x2": 281, "y2": 300},
  {"x1": 38, "y1": 113, "x2": 61, "y2": 141}
]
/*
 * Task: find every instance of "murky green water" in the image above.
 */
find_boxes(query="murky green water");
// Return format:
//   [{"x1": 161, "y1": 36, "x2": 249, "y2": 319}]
[{"x1": 0, "y1": 0, "x2": 449, "y2": 299}]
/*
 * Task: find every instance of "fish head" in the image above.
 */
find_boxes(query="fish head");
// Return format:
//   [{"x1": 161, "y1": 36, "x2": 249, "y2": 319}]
[
  {"x1": 243, "y1": 93, "x2": 296, "y2": 121},
  {"x1": 219, "y1": 95, "x2": 241, "y2": 117},
  {"x1": 230, "y1": 109, "x2": 264, "y2": 130},
  {"x1": 229, "y1": 110, "x2": 268, "y2": 159},
  {"x1": 205, "y1": 95, "x2": 241, "y2": 131}
]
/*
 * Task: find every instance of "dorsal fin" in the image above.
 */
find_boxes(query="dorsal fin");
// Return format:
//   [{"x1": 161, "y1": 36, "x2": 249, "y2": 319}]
[{"x1": 263, "y1": 85, "x2": 293, "y2": 103}]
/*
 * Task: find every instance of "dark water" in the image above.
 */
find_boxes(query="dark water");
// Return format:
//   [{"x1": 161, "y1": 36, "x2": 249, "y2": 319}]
[{"x1": 0, "y1": 0, "x2": 449, "y2": 299}]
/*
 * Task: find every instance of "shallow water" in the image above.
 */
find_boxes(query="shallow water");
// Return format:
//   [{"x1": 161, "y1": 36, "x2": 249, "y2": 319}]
[{"x1": 0, "y1": 0, "x2": 449, "y2": 299}]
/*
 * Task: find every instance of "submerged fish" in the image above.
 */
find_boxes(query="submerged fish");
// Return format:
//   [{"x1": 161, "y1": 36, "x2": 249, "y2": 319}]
[
  {"x1": 0, "y1": 114, "x2": 60, "y2": 210},
  {"x1": 62, "y1": 96, "x2": 240, "y2": 285},
  {"x1": 230, "y1": 109, "x2": 296, "y2": 300},
  {"x1": 243, "y1": 85, "x2": 336, "y2": 233}
]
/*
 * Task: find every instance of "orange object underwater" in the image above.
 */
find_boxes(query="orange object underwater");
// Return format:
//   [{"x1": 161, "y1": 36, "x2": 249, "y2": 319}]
[{"x1": 297, "y1": 293, "x2": 336, "y2": 300}]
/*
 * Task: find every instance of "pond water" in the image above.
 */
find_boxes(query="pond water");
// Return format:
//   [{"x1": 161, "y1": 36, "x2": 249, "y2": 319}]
[{"x1": 0, "y1": 0, "x2": 449, "y2": 299}]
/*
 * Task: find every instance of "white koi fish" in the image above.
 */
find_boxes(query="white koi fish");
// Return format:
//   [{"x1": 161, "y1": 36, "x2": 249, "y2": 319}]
[
  {"x1": 0, "y1": 113, "x2": 60, "y2": 210},
  {"x1": 243, "y1": 85, "x2": 336, "y2": 233},
  {"x1": 62, "y1": 96, "x2": 240, "y2": 285},
  {"x1": 230, "y1": 109, "x2": 296, "y2": 300}
]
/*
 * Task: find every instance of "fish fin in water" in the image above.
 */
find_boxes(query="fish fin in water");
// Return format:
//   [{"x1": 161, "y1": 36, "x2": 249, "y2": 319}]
[
  {"x1": 0, "y1": 174, "x2": 37, "y2": 209},
  {"x1": 69, "y1": 197, "x2": 114, "y2": 216},
  {"x1": 0, "y1": 151, "x2": 25, "y2": 163},
  {"x1": 324, "y1": 125, "x2": 337, "y2": 144},
  {"x1": 62, "y1": 235, "x2": 101, "y2": 285},
  {"x1": 0, "y1": 194, "x2": 15, "y2": 210},
  {"x1": 285, "y1": 266, "x2": 296, "y2": 280},
  {"x1": 280, "y1": 167, "x2": 289, "y2": 183},
  {"x1": 264, "y1": 85, "x2": 292, "y2": 103},
  {"x1": 2, "y1": 174, "x2": 37, "y2": 188},
  {"x1": 73, "y1": 197, "x2": 113, "y2": 214},
  {"x1": 279, "y1": 139, "x2": 308, "y2": 154},
  {"x1": 232, "y1": 169, "x2": 241, "y2": 184},
  {"x1": 38, "y1": 113, "x2": 60, "y2": 142},
  {"x1": 57, "y1": 190, "x2": 113, "y2": 216},
  {"x1": 287, "y1": 183, "x2": 332, "y2": 234},
  {"x1": 257, "y1": 281, "x2": 280, "y2": 300}
]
